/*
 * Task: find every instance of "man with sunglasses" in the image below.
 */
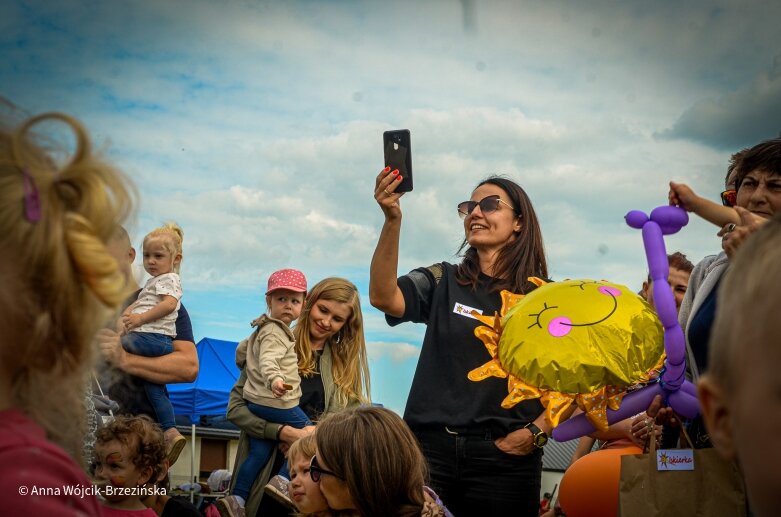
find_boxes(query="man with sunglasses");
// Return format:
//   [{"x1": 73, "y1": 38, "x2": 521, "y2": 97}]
[{"x1": 370, "y1": 171, "x2": 550, "y2": 517}]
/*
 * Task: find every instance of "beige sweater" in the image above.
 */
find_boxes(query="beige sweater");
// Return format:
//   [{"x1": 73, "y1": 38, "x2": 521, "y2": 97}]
[{"x1": 237, "y1": 314, "x2": 301, "y2": 409}]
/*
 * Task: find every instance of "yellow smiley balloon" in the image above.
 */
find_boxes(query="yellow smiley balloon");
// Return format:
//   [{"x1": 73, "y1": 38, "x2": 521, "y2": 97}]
[{"x1": 468, "y1": 278, "x2": 665, "y2": 431}]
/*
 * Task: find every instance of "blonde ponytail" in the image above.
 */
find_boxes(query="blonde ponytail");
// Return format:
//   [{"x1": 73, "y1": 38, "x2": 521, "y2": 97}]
[{"x1": 0, "y1": 110, "x2": 136, "y2": 460}]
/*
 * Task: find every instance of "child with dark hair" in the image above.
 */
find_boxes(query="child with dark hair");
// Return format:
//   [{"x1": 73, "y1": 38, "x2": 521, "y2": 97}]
[{"x1": 641, "y1": 251, "x2": 694, "y2": 314}]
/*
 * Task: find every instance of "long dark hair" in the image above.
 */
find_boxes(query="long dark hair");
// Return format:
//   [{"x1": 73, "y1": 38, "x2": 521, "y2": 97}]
[{"x1": 455, "y1": 176, "x2": 548, "y2": 293}]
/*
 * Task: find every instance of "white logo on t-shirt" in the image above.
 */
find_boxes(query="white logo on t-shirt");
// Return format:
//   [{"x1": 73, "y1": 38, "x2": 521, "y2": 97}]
[{"x1": 453, "y1": 302, "x2": 483, "y2": 320}]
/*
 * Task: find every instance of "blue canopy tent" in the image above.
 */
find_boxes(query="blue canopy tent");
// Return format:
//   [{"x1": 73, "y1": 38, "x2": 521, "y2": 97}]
[
  {"x1": 170, "y1": 337, "x2": 240, "y2": 424},
  {"x1": 168, "y1": 337, "x2": 240, "y2": 485}
]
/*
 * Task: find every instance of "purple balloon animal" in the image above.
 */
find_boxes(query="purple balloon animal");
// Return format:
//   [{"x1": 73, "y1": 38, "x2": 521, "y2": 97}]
[{"x1": 552, "y1": 205, "x2": 700, "y2": 441}]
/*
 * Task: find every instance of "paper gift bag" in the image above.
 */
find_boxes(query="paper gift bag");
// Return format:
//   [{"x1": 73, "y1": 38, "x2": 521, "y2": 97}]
[{"x1": 618, "y1": 427, "x2": 746, "y2": 516}]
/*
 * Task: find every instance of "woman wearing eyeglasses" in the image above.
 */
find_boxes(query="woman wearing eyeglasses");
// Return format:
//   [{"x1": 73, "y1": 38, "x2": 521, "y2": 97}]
[
  {"x1": 671, "y1": 138, "x2": 781, "y2": 448},
  {"x1": 369, "y1": 170, "x2": 549, "y2": 517},
  {"x1": 310, "y1": 406, "x2": 452, "y2": 517}
]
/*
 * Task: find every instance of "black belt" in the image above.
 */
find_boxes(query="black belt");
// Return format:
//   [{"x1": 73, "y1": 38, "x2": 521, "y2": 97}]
[{"x1": 444, "y1": 426, "x2": 494, "y2": 440}]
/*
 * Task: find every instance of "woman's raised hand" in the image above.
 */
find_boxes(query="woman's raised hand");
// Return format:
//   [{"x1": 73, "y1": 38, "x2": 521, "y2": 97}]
[
  {"x1": 374, "y1": 166, "x2": 405, "y2": 219},
  {"x1": 668, "y1": 181, "x2": 702, "y2": 212}
]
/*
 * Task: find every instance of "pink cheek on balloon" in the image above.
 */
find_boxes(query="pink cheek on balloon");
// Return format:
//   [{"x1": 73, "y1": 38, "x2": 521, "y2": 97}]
[
  {"x1": 548, "y1": 316, "x2": 572, "y2": 337},
  {"x1": 598, "y1": 286, "x2": 622, "y2": 297}
]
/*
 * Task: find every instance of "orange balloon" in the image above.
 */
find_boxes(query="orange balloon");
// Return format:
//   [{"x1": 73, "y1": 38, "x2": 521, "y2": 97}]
[{"x1": 558, "y1": 446, "x2": 643, "y2": 517}]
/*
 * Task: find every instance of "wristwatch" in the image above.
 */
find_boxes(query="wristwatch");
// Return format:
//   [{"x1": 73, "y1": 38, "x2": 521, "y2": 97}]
[{"x1": 524, "y1": 422, "x2": 548, "y2": 448}]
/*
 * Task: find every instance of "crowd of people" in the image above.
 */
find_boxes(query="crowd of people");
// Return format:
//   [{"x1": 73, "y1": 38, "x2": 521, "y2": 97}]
[{"x1": 1, "y1": 104, "x2": 779, "y2": 517}]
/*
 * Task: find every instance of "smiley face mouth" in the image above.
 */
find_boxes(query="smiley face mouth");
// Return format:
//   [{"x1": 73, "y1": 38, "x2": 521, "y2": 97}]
[{"x1": 528, "y1": 283, "x2": 622, "y2": 338}]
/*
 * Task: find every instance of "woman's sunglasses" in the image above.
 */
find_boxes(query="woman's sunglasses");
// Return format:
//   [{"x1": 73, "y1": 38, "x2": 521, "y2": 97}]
[
  {"x1": 457, "y1": 195, "x2": 519, "y2": 219},
  {"x1": 309, "y1": 455, "x2": 342, "y2": 482},
  {"x1": 720, "y1": 189, "x2": 737, "y2": 207}
]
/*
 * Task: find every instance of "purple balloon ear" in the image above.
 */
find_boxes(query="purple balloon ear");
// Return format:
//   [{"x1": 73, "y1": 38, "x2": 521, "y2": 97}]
[
  {"x1": 625, "y1": 210, "x2": 649, "y2": 229},
  {"x1": 650, "y1": 206, "x2": 688, "y2": 235}
]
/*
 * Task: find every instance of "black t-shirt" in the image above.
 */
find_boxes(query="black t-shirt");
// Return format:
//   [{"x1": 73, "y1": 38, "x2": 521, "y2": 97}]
[
  {"x1": 299, "y1": 353, "x2": 325, "y2": 422},
  {"x1": 107, "y1": 301, "x2": 195, "y2": 418},
  {"x1": 388, "y1": 262, "x2": 544, "y2": 436}
]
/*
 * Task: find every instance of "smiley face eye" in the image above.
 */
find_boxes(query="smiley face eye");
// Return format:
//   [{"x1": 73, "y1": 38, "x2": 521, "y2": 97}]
[
  {"x1": 528, "y1": 302, "x2": 558, "y2": 329},
  {"x1": 571, "y1": 280, "x2": 599, "y2": 291}
]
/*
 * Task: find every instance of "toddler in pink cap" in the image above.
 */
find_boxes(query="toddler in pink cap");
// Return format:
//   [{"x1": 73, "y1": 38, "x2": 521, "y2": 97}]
[{"x1": 225, "y1": 268, "x2": 310, "y2": 514}]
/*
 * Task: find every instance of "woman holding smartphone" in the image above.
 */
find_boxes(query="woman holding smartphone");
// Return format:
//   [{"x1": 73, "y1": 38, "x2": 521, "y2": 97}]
[{"x1": 369, "y1": 169, "x2": 549, "y2": 517}]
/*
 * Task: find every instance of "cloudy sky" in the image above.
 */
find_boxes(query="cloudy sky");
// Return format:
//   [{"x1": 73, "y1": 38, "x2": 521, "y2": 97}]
[{"x1": 3, "y1": 0, "x2": 780, "y2": 413}]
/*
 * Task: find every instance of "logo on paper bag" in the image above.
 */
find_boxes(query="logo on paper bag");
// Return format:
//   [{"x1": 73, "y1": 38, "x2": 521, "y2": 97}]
[{"x1": 657, "y1": 450, "x2": 694, "y2": 471}]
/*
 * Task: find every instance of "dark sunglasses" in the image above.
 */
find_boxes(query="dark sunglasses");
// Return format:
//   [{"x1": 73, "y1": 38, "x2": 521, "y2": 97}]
[
  {"x1": 309, "y1": 455, "x2": 341, "y2": 482},
  {"x1": 720, "y1": 189, "x2": 737, "y2": 207},
  {"x1": 457, "y1": 195, "x2": 519, "y2": 219}
]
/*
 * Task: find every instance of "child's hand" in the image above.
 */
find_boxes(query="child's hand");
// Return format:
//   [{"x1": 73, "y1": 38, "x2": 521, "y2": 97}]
[
  {"x1": 122, "y1": 312, "x2": 144, "y2": 331},
  {"x1": 271, "y1": 379, "x2": 290, "y2": 398},
  {"x1": 115, "y1": 316, "x2": 128, "y2": 335},
  {"x1": 668, "y1": 181, "x2": 702, "y2": 212}
]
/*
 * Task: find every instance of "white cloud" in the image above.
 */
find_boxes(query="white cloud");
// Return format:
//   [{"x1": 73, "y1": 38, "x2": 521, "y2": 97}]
[
  {"x1": 367, "y1": 341, "x2": 421, "y2": 363},
  {"x1": 4, "y1": 0, "x2": 779, "y2": 412}
]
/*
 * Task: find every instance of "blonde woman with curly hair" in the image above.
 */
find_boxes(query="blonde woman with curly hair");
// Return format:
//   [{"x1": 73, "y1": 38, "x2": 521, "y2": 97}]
[
  {"x1": 221, "y1": 277, "x2": 370, "y2": 517},
  {"x1": 0, "y1": 108, "x2": 134, "y2": 514}
]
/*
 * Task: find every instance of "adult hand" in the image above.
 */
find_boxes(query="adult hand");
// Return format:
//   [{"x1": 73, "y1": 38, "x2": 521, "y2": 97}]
[
  {"x1": 668, "y1": 181, "x2": 702, "y2": 212},
  {"x1": 97, "y1": 328, "x2": 127, "y2": 369},
  {"x1": 279, "y1": 424, "x2": 316, "y2": 447},
  {"x1": 374, "y1": 166, "x2": 405, "y2": 220},
  {"x1": 494, "y1": 427, "x2": 536, "y2": 456},
  {"x1": 628, "y1": 412, "x2": 662, "y2": 447},
  {"x1": 645, "y1": 394, "x2": 680, "y2": 427},
  {"x1": 720, "y1": 206, "x2": 766, "y2": 259}
]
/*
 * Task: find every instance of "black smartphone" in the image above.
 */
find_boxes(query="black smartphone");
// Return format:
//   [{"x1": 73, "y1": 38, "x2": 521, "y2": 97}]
[{"x1": 383, "y1": 129, "x2": 413, "y2": 192}]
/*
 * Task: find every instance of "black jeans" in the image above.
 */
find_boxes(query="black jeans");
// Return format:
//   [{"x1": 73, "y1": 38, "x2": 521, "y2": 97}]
[{"x1": 415, "y1": 428, "x2": 542, "y2": 517}]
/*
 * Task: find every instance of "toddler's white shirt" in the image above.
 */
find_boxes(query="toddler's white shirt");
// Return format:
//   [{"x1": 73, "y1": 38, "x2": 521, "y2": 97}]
[{"x1": 131, "y1": 272, "x2": 182, "y2": 336}]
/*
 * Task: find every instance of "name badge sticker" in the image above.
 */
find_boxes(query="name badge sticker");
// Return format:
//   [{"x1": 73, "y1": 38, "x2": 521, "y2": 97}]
[
  {"x1": 453, "y1": 302, "x2": 483, "y2": 320},
  {"x1": 657, "y1": 450, "x2": 694, "y2": 471}
]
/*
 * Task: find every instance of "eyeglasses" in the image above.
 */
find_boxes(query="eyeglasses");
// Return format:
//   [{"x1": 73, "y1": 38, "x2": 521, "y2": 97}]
[
  {"x1": 309, "y1": 455, "x2": 341, "y2": 482},
  {"x1": 720, "y1": 189, "x2": 737, "y2": 207},
  {"x1": 457, "y1": 195, "x2": 519, "y2": 219}
]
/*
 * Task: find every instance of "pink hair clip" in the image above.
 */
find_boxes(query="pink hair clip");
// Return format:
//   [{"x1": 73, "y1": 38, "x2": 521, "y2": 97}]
[{"x1": 22, "y1": 166, "x2": 41, "y2": 222}]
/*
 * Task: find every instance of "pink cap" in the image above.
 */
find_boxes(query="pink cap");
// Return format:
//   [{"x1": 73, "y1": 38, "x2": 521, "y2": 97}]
[{"x1": 266, "y1": 268, "x2": 307, "y2": 295}]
